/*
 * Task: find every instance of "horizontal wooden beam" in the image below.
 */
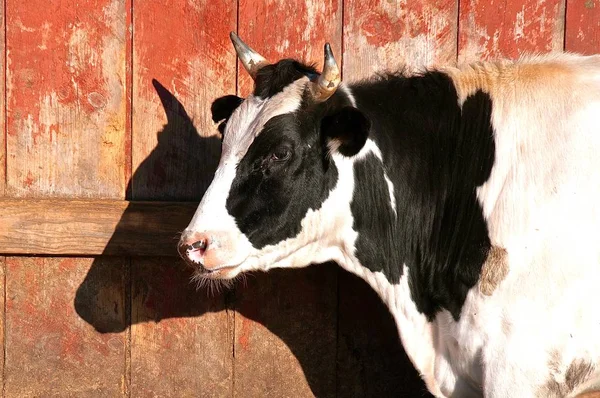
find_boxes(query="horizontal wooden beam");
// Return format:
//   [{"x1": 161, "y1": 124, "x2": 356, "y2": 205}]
[{"x1": 0, "y1": 199, "x2": 198, "y2": 256}]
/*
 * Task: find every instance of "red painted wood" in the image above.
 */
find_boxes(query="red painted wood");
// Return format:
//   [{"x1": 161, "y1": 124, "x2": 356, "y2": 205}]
[
  {"x1": 0, "y1": 0, "x2": 5, "y2": 196},
  {"x1": 0, "y1": 2, "x2": 5, "y2": 385},
  {"x1": 4, "y1": 257, "x2": 127, "y2": 396},
  {"x1": 5, "y1": 0, "x2": 130, "y2": 198},
  {"x1": 132, "y1": 0, "x2": 235, "y2": 201},
  {"x1": 0, "y1": 257, "x2": 4, "y2": 389},
  {"x1": 233, "y1": 265, "x2": 338, "y2": 397},
  {"x1": 130, "y1": 3, "x2": 236, "y2": 394},
  {"x1": 565, "y1": 0, "x2": 600, "y2": 54},
  {"x1": 130, "y1": 257, "x2": 233, "y2": 396},
  {"x1": 459, "y1": 0, "x2": 566, "y2": 62},
  {"x1": 343, "y1": 0, "x2": 458, "y2": 80},
  {"x1": 237, "y1": 0, "x2": 343, "y2": 96}
]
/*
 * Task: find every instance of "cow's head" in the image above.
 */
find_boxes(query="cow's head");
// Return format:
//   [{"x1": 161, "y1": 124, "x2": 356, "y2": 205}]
[{"x1": 178, "y1": 33, "x2": 371, "y2": 282}]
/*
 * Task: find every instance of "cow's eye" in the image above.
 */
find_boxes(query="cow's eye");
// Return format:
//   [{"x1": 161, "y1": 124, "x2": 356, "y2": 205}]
[{"x1": 270, "y1": 147, "x2": 292, "y2": 162}]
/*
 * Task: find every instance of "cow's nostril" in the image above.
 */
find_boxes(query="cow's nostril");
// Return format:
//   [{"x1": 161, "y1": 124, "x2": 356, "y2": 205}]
[{"x1": 190, "y1": 240, "x2": 207, "y2": 251}]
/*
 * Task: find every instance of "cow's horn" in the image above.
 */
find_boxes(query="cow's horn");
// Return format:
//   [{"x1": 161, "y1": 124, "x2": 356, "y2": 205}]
[
  {"x1": 230, "y1": 32, "x2": 269, "y2": 80},
  {"x1": 311, "y1": 43, "x2": 341, "y2": 102}
]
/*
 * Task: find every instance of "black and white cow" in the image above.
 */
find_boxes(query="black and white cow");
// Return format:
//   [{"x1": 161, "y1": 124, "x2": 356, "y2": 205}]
[{"x1": 178, "y1": 32, "x2": 600, "y2": 397}]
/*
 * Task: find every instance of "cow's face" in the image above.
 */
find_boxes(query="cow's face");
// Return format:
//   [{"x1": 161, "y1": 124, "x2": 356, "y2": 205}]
[{"x1": 178, "y1": 34, "x2": 370, "y2": 282}]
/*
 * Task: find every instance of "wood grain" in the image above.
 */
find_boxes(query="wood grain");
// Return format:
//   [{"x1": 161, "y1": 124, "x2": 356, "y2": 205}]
[
  {"x1": 565, "y1": 0, "x2": 600, "y2": 54},
  {"x1": 129, "y1": 3, "x2": 237, "y2": 395},
  {"x1": 4, "y1": 257, "x2": 127, "y2": 396},
  {"x1": 131, "y1": 0, "x2": 235, "y2": 201},
  {"x1": 458, "y1": 0, "x2": 566, "y2": 63},
  {"x1": 0, "y1": 0, "x2": 5, "y2": 196},
  {"x1": 0, "y1": 0, "x2": 5, "y2": 384},
  {"x1": 237, "y1": 0, "x2": 343, "y2": 95},
  {"x1": 0, "y1": 257, "x2": 4, "y2": 389},
  {"x1": 130, "y1": 257, "x2": 233, "y2": 397},
  {"x1": 0, "y1": 199, "x2": 196, "y2": 256},
  {"x1": 233, "y1": 265, "x2": 338, "y2": 398},
  {"x1": 343, "y1": 0, "x2": 458, "y2": 80},
  {"x1": 5, "y1": 0, "x2": 129, "y2": 198}
]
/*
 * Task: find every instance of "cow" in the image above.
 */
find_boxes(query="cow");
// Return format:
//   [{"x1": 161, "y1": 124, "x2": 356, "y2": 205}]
[{"x1": 178, "y1": 32, "x2": 600, "y2": 398}]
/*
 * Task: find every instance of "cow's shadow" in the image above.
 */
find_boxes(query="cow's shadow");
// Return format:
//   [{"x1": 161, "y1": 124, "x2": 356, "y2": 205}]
[{"x1": 74, "y1": 80, "x2": 430, "y2": 398}]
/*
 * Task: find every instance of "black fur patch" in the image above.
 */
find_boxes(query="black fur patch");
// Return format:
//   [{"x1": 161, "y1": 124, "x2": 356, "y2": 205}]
[
  {"x1": 211, "y1": 95, "x2": 244, "y2": 123},
  {"x1": 351, "y1": 153, "x2": 401, "y2": 282},
  {"x1": 226, "y1": 113, "x2": 338, "y2": 249},
  {"x1": 322, "y1": 106, "x2": 371, "y2": 157},
  {"x1": 254, "y1": 59, "x2": 317, "y2": 98},
  {"x1": 350, "y1": 72, "x2": 495, "y2": 320},
  {"x1": 211, "y1": 94, "x2": 244, "y2": 137}
]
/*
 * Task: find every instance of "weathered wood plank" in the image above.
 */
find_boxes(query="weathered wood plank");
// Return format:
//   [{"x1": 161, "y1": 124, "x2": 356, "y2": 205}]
[
  {"x1": 0, "y1": 257, "x2": 4, "y2": 389},
  {"x1": 565, "y1": 0, "x2": 600, "y2": 54},
  {"x1": 131, "y1": 0, "x2": 235, "y2": 201},
  {"x1": 458, "y1": 0, "x2": 566, "y2": 63},
  {"x1": 233, "y1": 265, "x2": 338, "y2": 398},
  {"x1": 336, "y1": 271, "x2": 431, "y2": 397},
  {"x1": 0, "y1": 199, "x2": 196, "y2": 256},
  {"x1": 130, "y1": 257, "x2": 233, "y2": 396},
  {"x1": 129, "y1": 3, "x2": 236, "y2": 396},
  {"x1": 4, "y1": 257, "x2": 127, "y2": 396},
  {"x1": 0, "y1": 0, "x2": 6, "y2": 196},
  {"x1": 0, "y1": 0, "x2": 5, "y2": 384},
  {"x1": 237, "y1": 0, "x2": 343, "y2": 95},
  {"x1": 5, "y1": 0, "x2": 129, "y2": 198},
  {"x1": 343, "y1": 0, "x2": 458, "y2": 79}
]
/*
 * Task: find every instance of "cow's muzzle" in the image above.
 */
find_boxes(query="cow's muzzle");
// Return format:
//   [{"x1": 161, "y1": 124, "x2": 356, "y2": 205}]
[{"x1": 177, "y1": 230, "x2": 243, "y2": 278}]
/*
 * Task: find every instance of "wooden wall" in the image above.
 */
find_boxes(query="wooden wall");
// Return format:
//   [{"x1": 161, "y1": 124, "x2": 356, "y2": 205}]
[{"x1": 0, "y1": 0, "x2": 598, "y2": 396}]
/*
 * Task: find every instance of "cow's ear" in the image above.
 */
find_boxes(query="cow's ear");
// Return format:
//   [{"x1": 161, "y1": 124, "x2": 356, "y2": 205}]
[
  {"x1": 321, "y1": 106, "x2": 370, "y2": 157},
  {"x1": 211, "y1": 95, "x2": 244, "y2": 123}
]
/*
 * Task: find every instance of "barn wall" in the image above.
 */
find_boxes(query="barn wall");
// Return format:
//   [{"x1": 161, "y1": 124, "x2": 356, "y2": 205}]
[{"x1": 0, "y1": 0, "x2": 598, "y2": 396}]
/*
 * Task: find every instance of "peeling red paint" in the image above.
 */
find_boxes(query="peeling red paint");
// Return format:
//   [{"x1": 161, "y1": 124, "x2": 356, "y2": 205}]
[
  {"x1": 6, "y1": 0, "x2": 128, "y2": 198},
  {"x1": 458, "y1": 0, "x2": 564, "y2": 62},
  {"x1": 565, "y1": 0, "x2": 600, "y2": 54},
  {"x1": 131, "y1": 0, "x2": 236, "y2": 201},
  {"x1": 239, "y1": 316, "x2": 253, "y2": 351},
  {"x1": 361, "y1": 11, "x2": 404, "y2": 46},
  {"x1": 238, "y1": 0, "x2": 342, "y2": 95},
  {"x1": 343, "y1": 0, "x2": 457, "y2": 80},
  {"x1": 130, "y1": 257, "x2": 232, "y2": 395},
  {"x1": 5, "y1": 257, "x2": 127, "y2": 394},
  {"x1": 23, "y1": 171, "x2": 34, "y2": 188}
]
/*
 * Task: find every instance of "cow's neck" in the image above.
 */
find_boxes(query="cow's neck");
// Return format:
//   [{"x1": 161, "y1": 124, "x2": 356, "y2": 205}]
[
  {"x1": 335, "y1": 74, "x2": 495, "y2": 323},
  {"x1": 321, "y1": 145, "x2": 439, "y2": 393}
]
